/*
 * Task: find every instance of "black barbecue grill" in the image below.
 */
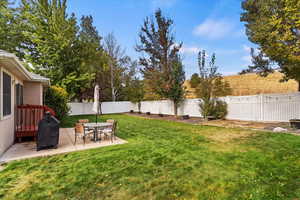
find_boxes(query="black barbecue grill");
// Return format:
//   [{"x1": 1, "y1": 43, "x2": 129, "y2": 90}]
[{"x1": 37, "y1": 112, "x2": 60, "y2": 151}]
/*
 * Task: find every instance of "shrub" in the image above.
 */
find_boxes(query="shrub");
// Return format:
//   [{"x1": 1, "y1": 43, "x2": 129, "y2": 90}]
[
  {"x1": 44, "y1": 86, "x2": 70, "y2": 120},
  {"x1": 199, "y1": 99, "x2": 228, "y2": 120},
  {"x1": 199, "y1": 99, "x2": 215, "y2": 120},
  {"x1": 212, "y1": 100, "x2": 228, "y2": 119}
]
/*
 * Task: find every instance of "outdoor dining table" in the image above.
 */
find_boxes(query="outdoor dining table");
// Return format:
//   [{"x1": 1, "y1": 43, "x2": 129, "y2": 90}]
[{"x1": 83, "y1": 122, "x2": 113, "y2": 142}]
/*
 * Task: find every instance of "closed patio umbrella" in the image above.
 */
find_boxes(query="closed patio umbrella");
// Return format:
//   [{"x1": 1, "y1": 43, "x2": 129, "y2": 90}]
[{"x1": 92, "y1": 84, "x2": 100, "y2": 123}]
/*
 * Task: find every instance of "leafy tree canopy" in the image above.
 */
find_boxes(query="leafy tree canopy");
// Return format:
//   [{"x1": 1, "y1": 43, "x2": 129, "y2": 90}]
[
  {"x1": 241, "y1": 0, "x2": 300, "y2": 89},
  {"x1": 136, "y1": 9, "x2": 185, "y2": 115},
  {"x1": 0, "y1": 0, "x2": 27, "y2": 58},
  {"x1": 1, "y1": 0, "x2": 141, "y2": 102}
]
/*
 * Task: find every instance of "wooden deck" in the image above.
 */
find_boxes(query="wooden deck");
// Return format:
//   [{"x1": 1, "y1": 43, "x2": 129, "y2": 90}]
[{"x1": 15, "y1": 105, "x2": 56, "y2": 141}]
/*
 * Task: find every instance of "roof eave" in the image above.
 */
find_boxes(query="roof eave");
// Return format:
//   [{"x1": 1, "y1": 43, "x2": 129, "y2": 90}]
[{"x1": 0, "y1": 52, "x2": 50, "y2": 85}]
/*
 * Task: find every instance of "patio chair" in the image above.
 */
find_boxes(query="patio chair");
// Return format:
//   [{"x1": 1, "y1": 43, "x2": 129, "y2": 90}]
[
  {"x1": 101, "y1": 120, "x2": 117, "y2": 143},
  {"x1": 105, "y1": 119, "x2": 115, "y2": 137},
  {"x1": 74, "y1": 123, "x2": 94, "y2": 145},
  {"x1": 78, "y1": 119, "x2": 94, "y2": 132}
]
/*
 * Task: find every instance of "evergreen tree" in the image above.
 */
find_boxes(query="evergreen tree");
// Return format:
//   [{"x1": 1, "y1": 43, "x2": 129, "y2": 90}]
[
  {"x1": 75, "y1": 15, "x2": 106, "y2": 101},
  {"x1": 0, "y1": 0, "x2": 27, "y2": 58}
]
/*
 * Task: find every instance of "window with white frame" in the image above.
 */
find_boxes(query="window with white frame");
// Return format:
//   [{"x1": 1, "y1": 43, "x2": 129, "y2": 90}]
[{"x1": 3, "y1": 71, "x2": 12, "y2": 116}]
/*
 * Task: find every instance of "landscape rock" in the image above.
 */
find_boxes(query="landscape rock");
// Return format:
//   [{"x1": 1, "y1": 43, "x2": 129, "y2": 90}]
[{"x1": 273, "y1": 127, "x2": 288, "y2": 132}]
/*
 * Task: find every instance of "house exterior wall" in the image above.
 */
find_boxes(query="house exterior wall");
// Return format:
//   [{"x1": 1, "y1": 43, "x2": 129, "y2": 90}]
[
  {"x1": 0, "y1": 65, "x2": 23, "y2": 156},
  {"x1": 0, "y1": 117, "x2": 15, "y2": 157},
  {"x1": 23, "y1": 82, "x2": 43, "y2": 105}
]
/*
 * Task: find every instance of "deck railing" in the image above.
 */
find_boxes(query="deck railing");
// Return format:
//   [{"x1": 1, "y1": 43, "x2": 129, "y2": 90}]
[{"x1": 15, "y1": 105, "x2": 55, "y2": 141}]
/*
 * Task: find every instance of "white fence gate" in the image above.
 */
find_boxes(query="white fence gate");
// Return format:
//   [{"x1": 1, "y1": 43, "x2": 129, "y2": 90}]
[{"x1": 69, "y1": 92, "x2": 300, "y2": 122}]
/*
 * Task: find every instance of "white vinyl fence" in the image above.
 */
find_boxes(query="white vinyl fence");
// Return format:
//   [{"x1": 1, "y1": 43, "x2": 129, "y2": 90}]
[
  {"x1": 69, "y1": 101, "x2": 135, "y2": 115},
  {"x1": 69, "y1": 92, "x2": 300, "y2": 122}
]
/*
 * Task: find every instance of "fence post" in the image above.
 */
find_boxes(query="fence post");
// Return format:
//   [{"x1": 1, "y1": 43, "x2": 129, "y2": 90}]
[{"x1": 260, "y1": 94, "x2": 264, "y2": 121}]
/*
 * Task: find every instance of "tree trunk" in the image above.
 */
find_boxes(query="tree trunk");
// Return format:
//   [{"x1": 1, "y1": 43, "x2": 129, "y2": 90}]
[
  {"x1": 138, "y1": 102, "x2": 141, "y2": 113},
  {"x1": 298, "y1": 80, "x2": 300, "y2": 92},
  {"x1": 110, "y1": 60, "x2": 116, "y2": 101},
  {"x1": 174, "y1": 101, "x2": 178, "y2": 116}
]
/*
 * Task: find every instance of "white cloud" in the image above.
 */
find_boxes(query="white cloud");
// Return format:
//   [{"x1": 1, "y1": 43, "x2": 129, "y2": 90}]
[
  {"x1": 180, "y1": 45, "x2": 200, "y2": 55},
  {"x1": 193, "y1": 18, "x2": 238, "y2": 39},
  {"x1": 151, "y1": 0, "x2": 177, "y2": 8}
]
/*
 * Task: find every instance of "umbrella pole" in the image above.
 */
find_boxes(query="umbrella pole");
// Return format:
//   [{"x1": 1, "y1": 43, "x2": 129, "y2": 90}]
[{"x1": 96, "y1": 100, "x2": 99, "y2": 124}]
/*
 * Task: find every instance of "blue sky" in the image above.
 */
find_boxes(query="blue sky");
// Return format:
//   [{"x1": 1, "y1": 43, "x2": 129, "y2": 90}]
[{"x1": 67, "y1": 0, "x2": 255, "y2": 78}]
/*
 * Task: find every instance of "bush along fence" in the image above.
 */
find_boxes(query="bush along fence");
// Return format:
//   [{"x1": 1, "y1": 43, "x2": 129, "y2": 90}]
[{"x1": 68, "y1": 92, "x2": 300, "y2": 122}]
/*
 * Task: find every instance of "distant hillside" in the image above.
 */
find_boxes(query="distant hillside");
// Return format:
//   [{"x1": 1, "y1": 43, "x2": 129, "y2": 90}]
[{"x1": 185, "y1": 72, "x2": 298, "y2": 98}]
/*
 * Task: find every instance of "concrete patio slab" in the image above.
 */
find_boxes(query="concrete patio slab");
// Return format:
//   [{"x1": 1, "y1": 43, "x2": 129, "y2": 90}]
[{"x1": 0, "y1": 128, "x2": 127, "y2": 163}]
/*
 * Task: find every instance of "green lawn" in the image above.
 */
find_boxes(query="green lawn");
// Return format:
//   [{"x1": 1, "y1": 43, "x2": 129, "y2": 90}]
[{"x1": 0, "y1": 114, "x2": 300, "y2": 200}]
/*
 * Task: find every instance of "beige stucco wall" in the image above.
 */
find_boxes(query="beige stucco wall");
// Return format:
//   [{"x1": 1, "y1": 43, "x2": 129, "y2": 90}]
[
  {"x1": 23, "y1": 82, "x2": 43, "y2": 105},
  {"x1": 0, "y1": 54, "x2": 47, "y2": 157},
  {"x1": 0, "y1": 65, "x2": 23, "y2": 156},
  {"x1": 0, "y1": 117, "x2": 15, "y2": 157}
]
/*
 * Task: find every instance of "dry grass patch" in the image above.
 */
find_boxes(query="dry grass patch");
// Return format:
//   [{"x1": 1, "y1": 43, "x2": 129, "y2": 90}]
[
  {"x1": 201, "y1": 119, "x2": 288, "y2": 130},
  {"x1": 191, "y1": 126, "x2": 256, "y2": 143},
  {"x1": 191, "y1": 126, "x2": 258, "y2": 153},
  {"x1": 205, "y1": 129, "x2": 256, "y2": 143}
]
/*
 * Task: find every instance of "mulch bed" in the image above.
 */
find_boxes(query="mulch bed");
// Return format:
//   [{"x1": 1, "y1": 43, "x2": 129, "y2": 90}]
[
  {"x1": 126, "y1": 112, "x2": 300, "y2": 135},
  {"x1": 126, "y1": 113, "x2": 203, "y2": 125}
]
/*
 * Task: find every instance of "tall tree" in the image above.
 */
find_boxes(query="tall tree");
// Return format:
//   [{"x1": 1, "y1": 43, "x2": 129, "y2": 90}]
[
  {"x1": 20, "y1": 0, "x2": 80, "y2": 83},
  {"x1": 76, "y1": 15, "x2": 105, "y2": 101},
  {"x1": 241, "y1": 0, "x2": 300, "y2": 90},
  {"x1": 136, "y1": 9, "x2": 185, "y2": 115},
  {"x1": 164, "y1": 55, "x2": 185, "y2": 116},
  {"x1": 103, "y1": 33, "x2": 129, "y2": 101},
  {"x1": 18, "y1": 0, "x2": 103, "y2": 100}
]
